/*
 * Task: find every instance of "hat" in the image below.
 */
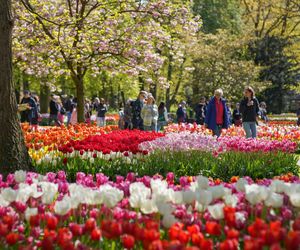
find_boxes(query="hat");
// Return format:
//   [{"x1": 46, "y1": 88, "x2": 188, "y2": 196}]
[
  {"x1": 23, "y1": 90, "x2": 30, "y2": 95},
  {"x1": 180, "y1": 101, "x2": 186, "y2": 105}
]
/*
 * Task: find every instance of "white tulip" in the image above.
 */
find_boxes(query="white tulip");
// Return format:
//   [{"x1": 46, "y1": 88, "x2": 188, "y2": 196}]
[
  {"x1": 54, "y1": 196, "x2": 72, "y2": 215},
  {"x1": 173, "y1": 191, "x2": 183, "y2": 204},
  {"x1": 25, "y1": 207, "x2": 38, "y2": 221},
  {"x1": 157, "y1": 203, "x2": 175, "y2": 216},
  {"x1": 14, "y1": 170, "x2": 27, "y2": 183},
  {"x1": 40, "y1": 182, "x2": 58, "y2": 204},
  {"x1": 290, "y1": 193, "x2": 300, "y2": 207},
  {"x1": 1, "y1": 188, "x2": 17, "y2": 203},
  {"x1": 196, "y1": 176, "x2": 209, "y2": 189},
  {"x1": 0, "y1": 195, "x2": 9, "y2": 207},
  {"x1": 265, "y1": 192, "x2": 283, "y2": 208},
  {"x1": 99, "y1": 185, "x2": 124, "y2": 208},
  {"x1": 208, "y1": 203, "x2": 225, "y2": 220},
  {"x1": 224, "y1": 194, "x2": 238, "y2": 207},
  {"x1": 183, "y1": 190, "x2": 196, "y2": 204},
  {"x1": 141, "y1": 199, "x2": 158, "y2": 214},
  {"x1": 209, "y1": 185, "x2": 225, "y2": 199},
  {"x1": 236, "y1": 178, "x2": 248, "y2": 192},
  {"x1": 270, "y1": 180, "x2": 286, "y2": 193},
  {"x1": 151, "y1": 179, "x2": 168, "y2": 194},
  {"x1": 235, "y1": 212, "x2": 246, "y2": 224},
  {"x1": 162, "y1": 213, "x2": 178, "y2": 228},
  {"x1": 196, "y1": 189, "x2": 213, "y2": 206}
]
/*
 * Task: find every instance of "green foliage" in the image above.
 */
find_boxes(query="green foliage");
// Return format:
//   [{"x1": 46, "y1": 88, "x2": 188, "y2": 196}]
[
  {"x1": 193, "y1": 0, "x2": 242, "y2": 34},
  {"x1": 250, "y1": 35, "x2": 300, "y2": 113},
  {"x1": 35, "y1": 151, "x2": 298, "y2": 182},
  {"x1": 190, "y1": 30, "x2": 268, "y2": 103}
]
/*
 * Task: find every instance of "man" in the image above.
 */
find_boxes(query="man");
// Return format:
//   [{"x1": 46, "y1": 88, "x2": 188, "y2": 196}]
[
  {"x1": 204, "y1": 89, "x2": 230, "y2": 137},
  {"x1": 64, "y1": 95, "x2": 74, "y2": 126},
  {"x1": 49, "y1": 94, "x2": 60, "y2": 126},
  {"x1": 176, "y1": 101, "x2": 187, "y2": 124},
  {"x1": 131, "y1": 91, "x2": 147, "y2": 130},
  {"x1": 20, "y1": 90, "x2": 37, "y2": 124},
  {"x1": 194, "y1": 97, "x2": 206, "y2": 125}
]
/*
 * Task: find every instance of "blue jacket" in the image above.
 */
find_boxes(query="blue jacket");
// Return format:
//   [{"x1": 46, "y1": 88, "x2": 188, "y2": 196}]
[{"x1": 204, "y1": 97, "x2": 229, "y2": 131}]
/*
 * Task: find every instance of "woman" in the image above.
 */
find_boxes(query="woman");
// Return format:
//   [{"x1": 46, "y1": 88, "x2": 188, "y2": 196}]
[
  {"x1": 239, "y1": 86, "x2": 260, "y2": 138},
  {"x1": 141, "y1": 95, "x2": 158, "y2": 131},
  {"x1": 57, "y1": 97, "x2": 65, "y2": 125},
  {"x1": 204, "y1": 89, "x2": 229, "y2": 137},
  {"x1": 176, "y1": 101, "x2": 187, "y2": 124},
  {"x1": 96, "y1": 98, "x2": 107, "y2": 127},
  {"x1": 157, "y1": 102, "x2": 168, "y2": 131}
]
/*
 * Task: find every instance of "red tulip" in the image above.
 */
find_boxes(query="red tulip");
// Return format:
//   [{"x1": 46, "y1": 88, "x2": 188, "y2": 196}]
[
  {"x1": 110, "y1": 221, "x2": 123, "y2": 237},
  {"x1": 286, "y1": 231, "x2": 300, "y2": 250},
  {"x1": 69, "y1": 223, "x2": 82, "y2": 236},
  {"x1": 219, "y1": 239, "x2": 238, "y2": 250},
  {"x1": 3, "y1": 215, "x2": 14, "y2": 228},
  {"x1": 226, "y1": 229, "x2": 239, "y2": 239},
  {"x1": 29, "y1": 215, "x2": 40, "y2": 227},
  {"x1": 148, "y1": 239, "x2": 164, "y2": 250},
  {"x1": 46, "y1": 216, "x2": 58, "y2": 230},
  {"x1": 178, "y1": 230, "x2": 190, "y2": 245},
  {"x1": 121, "y1": 234, "x2": 135, "y2": 249},
  {"x1": 85, "y1": 218, "x2": 96, "y2": 231},
  {"x1": 0, "y1": 223, "x2": 8, "y2": 236},
  {"x1": 244, "y1": 238, "x2": 264, "y2": 250},
  {"x1": 293, "y1": 218, "x2": 300, "y2": 231},
  {"x1": 205, "y1": 221, "x2": 222, "y2": 236},
  {"x1": 41, "y1": 236, "x2": 55, "y2": 250},
  {"x1": 91, "y1": 228, "x2": 102, "y2": 241},
  {"x1": 6, "y1": 232, "x2": 19, "y2": 245},
  {"x1": 191, "y1": 232, "x2": 204, "y2": 246},
  {"x1": 200, "y1": 238, "x2": 213, "y2": 250}
]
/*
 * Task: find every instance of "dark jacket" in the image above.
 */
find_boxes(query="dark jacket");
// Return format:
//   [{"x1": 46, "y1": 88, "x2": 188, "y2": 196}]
[
  {"x1": 49, "y1": 100, "x2": 59, "y2": 115},
  {"x1": 194, "y1": 103, "x2": 206, "y2": 124},
  {"x1": 20, "y1": 97, "x2": 38, "y2": 123},
  {"x1": 64, "y1": 98, "x2": 73, "y2": 112},
  {"x1": 239, "y1": 97, "x2": 259, "y2": 122},
  {"x1": 96, "y1": 103, "x2": 107, "y2": 117},
  {"x1": 204, "y1": 97, "x2": 229, "y2": 130},
  {"x1": 176, "y1": 106, "x2": 187, "y2": 123},
  {"x1": 131, "y1": 99, "x2": 144, "y2": 129}
]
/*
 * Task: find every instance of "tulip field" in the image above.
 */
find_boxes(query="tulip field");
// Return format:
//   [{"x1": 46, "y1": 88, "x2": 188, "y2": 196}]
[{"x1": 2, "y1": 123, "x2": 300, "y2": 249}]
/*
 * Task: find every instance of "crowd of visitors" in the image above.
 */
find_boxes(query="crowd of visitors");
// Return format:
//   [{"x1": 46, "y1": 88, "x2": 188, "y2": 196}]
[{"x1": 18, "y1": 87, "x2": 272, "y2": 137}]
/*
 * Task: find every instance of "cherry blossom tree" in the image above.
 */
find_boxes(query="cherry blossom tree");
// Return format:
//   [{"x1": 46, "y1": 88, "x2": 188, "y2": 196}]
[{"x1": 13, "y1": 0, "x2": 199, "y2": 121}]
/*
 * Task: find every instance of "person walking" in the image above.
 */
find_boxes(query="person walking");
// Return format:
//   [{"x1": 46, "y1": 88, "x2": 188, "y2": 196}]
[
  {"x1": 57, "y1": 97, "x2": 65, "y2": 125},
  {"x1": 132, "y1": 91, "x2": 147, "y2": 130},
  {"x1": 84, "y1": 98, "x2": 92, "y2": 124},
  {"x1": 49, "y1": 94, "x2": 60, "y2": 126},
  {"x1": 204, "y1": 89, "x2": 230, "y2": 137},
  {"x1": 64, "y1": 95, "x2": 74, "y2": 126},
  {"x1": 194, "y1": 97, "x2": 206, "y2": 125},
  {"x1": 31, "y1": 95, "x2": 40, "y2": 130},
  {"x1": 239, "y1": 86, "x2": 260, "y2": 138},
  {"x1": 157, "y1": 102, "x2": 168, "y2": 131},
  {"x1": 124, "y1": 99, "x2": 133, "y2": 129},
  {"x1": 259, "y1": 102, "x2": 268, "y2": 122},
  {"x1": 96, "y1": 98, "x2": 108, "y2": 127},
  {"x1": 141, "y1": 95, "x2": 158, "y2": 131},
  {"x1": 232, "y1": 103, "x2": 242, "y2": 126},
  {"x1": 176, "y1": 101, "x2": 187, "y2": 124},
  {"x1": 19, "y1": 90, "x2": 37, "y2": 123}
]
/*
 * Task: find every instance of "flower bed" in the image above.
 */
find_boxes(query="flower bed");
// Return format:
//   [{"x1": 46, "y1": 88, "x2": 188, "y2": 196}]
[
  {"x1": 164, "y1": 123, "x2": 300, "y2": 142},
  {"x1": 0, "y1": 171, "x2": 300, "y2": 249},
  {"x1": 23, "y1": 124, "x2": 118, "y2": 150}
]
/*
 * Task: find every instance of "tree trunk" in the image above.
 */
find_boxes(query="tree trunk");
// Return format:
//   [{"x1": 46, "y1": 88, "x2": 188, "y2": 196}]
[
  {"x1": 0, "y1": 0, "x2": 32, "y2": 176},
  {"x1": 40, "y1": 84, "x2": 50, "y2": 113},
  {"x1": 74, "y1": 77, "x2": 85, "y2": 123},
  {"x1": 165, "y1": 55, "x2": 173, "y2": 111}
]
